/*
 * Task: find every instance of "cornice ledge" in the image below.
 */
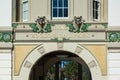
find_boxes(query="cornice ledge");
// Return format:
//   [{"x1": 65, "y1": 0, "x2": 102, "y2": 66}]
[{"x1": 0, "y1": 42, "x2": 13, "y2": 49}]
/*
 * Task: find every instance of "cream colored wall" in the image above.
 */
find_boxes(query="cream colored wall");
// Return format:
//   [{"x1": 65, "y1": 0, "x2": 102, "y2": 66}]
[
  {"x1": 0, "y1": 50, "x2": 11, "y2": 80},
  {"x1": 0, "y1": 42, "x2": 12, "y2": 80},
  {"x1": 12, "y1": 0, "x2": 108, "y2": 22},
  {"x1": 30, "y1": 0, "x2": 48, "y2": 21},
  {"x1": 103, "y1": 0, "x2": 108, "y2": 22},
  {"x1": 73, "y1": 0, "x2": 88, "y2": 21},
  {"x1": 12, "y1": 0, "x2": 16, "y2": 22},
  {"x1": 84, "y1": 45, "x2": 107, "y2": 75},
  {"x1": 14, "y1": 44, "x2": 37, "y2": 75},
  {"x1": 29, "y1": 0, "x2": 88, "y2": 21}
]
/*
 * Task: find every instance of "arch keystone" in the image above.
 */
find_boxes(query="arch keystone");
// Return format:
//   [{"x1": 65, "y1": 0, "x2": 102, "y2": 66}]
[{"x1": 57, "y1": 42, "x2": 64, "y2": 49}]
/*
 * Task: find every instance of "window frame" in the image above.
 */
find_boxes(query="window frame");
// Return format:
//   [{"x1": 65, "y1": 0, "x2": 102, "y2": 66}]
[
  {"x1": 22, "y1": 0, "x2": 28, "y2": 22},
  {"x1": 93, "y1": 0, "x2": 101, "y2": 21},
  {"x1": 52, "y1": 0, "x2": 69, "y2": 20}
]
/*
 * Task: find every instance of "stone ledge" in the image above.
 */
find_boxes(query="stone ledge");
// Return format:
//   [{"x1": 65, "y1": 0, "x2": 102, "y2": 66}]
[
  {"x1": 0, "y1": 27, "x2": 12, "y2": 32},
  {"x1": 108, "y1": 27, "x2": 120, "y2": 31},
  {"x1": 0, "y1": 42, "x2": 13, "y2": 49},
  {"x1": 107, "y1": 43, "x2": 120, "y2": 48}
]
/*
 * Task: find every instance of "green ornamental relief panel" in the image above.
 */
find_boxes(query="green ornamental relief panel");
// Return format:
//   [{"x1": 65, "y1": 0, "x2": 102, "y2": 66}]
[
  {"x1": 0, "y1": 32, "x2": 12, "y2": 42},
  {"x1": 109, "y1": 32, "x2": 120, "y2": 42},
  {"x1": 12, "y1": 23, "x2": 55, "y2": 33},
  {"x1": 12, "y1": 23, "x2": 18, "y2": 29},
  {"x1": 66, "y1": 23, "x2": 91, "y2": 32},
  {"x1": 102, "y1": 23, "x2": 108, "y2": 29},
  {"x1": 52, "y1": 38, "x2": 69, "y2": 42},
  {"x1": 66, "y1": 23, "x2": 108, "y2": 33},
  {"x1": 30, "y1": 16, "x2": 55, "y2": 33},
  {"x1": 29, "y1": 23, "x2": 55, "y2": 33}
]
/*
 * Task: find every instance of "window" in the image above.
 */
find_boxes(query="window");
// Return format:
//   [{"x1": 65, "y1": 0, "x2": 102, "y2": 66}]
[
  {"x1": 52, "y1": 0, "x2": 68, "y2": 19},
  {"x1": 23, "y1": 0, "x2": 28, "y2": 21},
  {"x1": 93, "y1": 0, "x2": 100, "y2": 21}
]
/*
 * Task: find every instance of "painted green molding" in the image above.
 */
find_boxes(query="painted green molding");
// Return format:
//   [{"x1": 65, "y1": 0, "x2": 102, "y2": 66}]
[
  {"x1": 12, "y1": 23, "x2": 18, "y2": 29},
  {"x1": 0, "y1": 32, "x2": 12, "y2": 42},
  {"x1": 0, "y1": 33, "x2": 2, "y2": 41},
  {"x1": 66, "y1": 23, "x2": 91, "y2": 33},
  {"x1": 66, "y1": 24, "x2": 75, "y2": 32},
  {"x1": 102, "y1": 23, "x2": 108, "y2": 29},
  {"x1": 45, "y1": 23, "x2": 55, "y2": 32},
  {"x1": 29, "y1": 23, "x2": 39, "y2": 32},
  {"x1": 109, "y1": 32, "x2": 120, "y2": 42},
  {"x1": 81, "y1": 23, "x2": 91, "y2": 32},
  {"x1": 52, "y1": 38, "x2": 69, "y2": 42},
  {"x1": 29, "y1": 23, "x2": 54, "y2": 33}
]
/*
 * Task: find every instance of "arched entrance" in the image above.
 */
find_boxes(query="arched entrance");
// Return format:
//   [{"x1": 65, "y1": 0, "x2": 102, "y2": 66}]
[
  {"x1": 16, "y1": 43, "x2": 103, "y2": 80},
  {"x1": 29, "y1": 51, "x2": 92, "y2": 80}
]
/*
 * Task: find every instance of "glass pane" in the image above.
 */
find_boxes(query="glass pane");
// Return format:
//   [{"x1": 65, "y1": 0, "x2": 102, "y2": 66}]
[
  {"x1": 58, "y1": 9, "x2": 63, "y2": 17},
  {"x1": 64, "y1": 0, "x2": 68, "y2": 7},
  {"x1": 93, "y1": 1, "x2": 99, "y2": 10},
  {"x1": 64, "y1": 8, "x2": 68, "y2": 17},
  {"x1": 23, "y1": 11, "x2": 28, "y2": 20},
  {"x1": 93, "y1": 10, "x2": 98, "y2": 19},
  {"x1": 53, "y1": 8, "x2": 57, "y2": 17},
  {"x1": 95, "y1": 11, "x2": 98, "y2": 19},
  {"x1": 53, "y1": 0, "x2": 57, "y2": 7},
  {"x1": 23, "y1": 2, "x2": 28, "y2": 11},
  {"x1": 23, "y1": 0, "x2": 28, "y2": 2},
  {"x1": 58, "y1": 0, "x2": 63, "y2": 7}
]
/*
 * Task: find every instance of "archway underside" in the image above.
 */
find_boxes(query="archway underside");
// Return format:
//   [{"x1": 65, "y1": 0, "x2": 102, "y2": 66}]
[{"x1": 29, "y1": 51, "x2": 92, "y2": 80}]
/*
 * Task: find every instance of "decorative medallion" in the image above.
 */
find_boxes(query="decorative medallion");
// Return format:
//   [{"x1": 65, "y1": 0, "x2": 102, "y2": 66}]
[
  {"x1": 109, "y1": 32, "x2": 120, "y2": 42},
  {"x1": 3, "y1": 33, "x2": 11, "y2": 42},
  {"x1": 29, "y1": 16, "x2": 54, "y2": 33},
  {"x1": 0, "y1": 32, "x2": 12, "y2": 42}
]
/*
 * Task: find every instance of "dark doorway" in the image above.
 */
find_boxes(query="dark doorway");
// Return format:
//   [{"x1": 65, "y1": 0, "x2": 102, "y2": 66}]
[{"x1": 29, "y1": 51, "x2": 92, "y2": 80}]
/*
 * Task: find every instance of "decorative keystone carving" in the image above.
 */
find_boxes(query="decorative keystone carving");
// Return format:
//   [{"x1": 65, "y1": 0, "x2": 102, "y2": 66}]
[
  {"x1": 37, "y1": 46, "x2": 45, "y2": 54},
  {"x1": 57, "y1": 42, "x2": 64, "y2": 49},
  {"x1": 88, "y1": 60, "x2": 97, "y2": 68},
  {"x1": 75, "y1": 46, "x2": 83, "y2": 53},
  {"x1": 24, "y1": 61, "x2": 32, "y2": 68}
]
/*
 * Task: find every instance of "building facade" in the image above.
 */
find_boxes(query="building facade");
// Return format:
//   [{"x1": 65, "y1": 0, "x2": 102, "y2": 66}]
[{"x1": 0, "y1": 0, "x2": 120, "y2": 80}]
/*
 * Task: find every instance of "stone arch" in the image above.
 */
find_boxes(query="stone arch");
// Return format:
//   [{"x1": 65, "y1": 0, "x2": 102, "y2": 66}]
[{"x1": 14, "y1": 43, "x2": 104, "y2": 80}]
